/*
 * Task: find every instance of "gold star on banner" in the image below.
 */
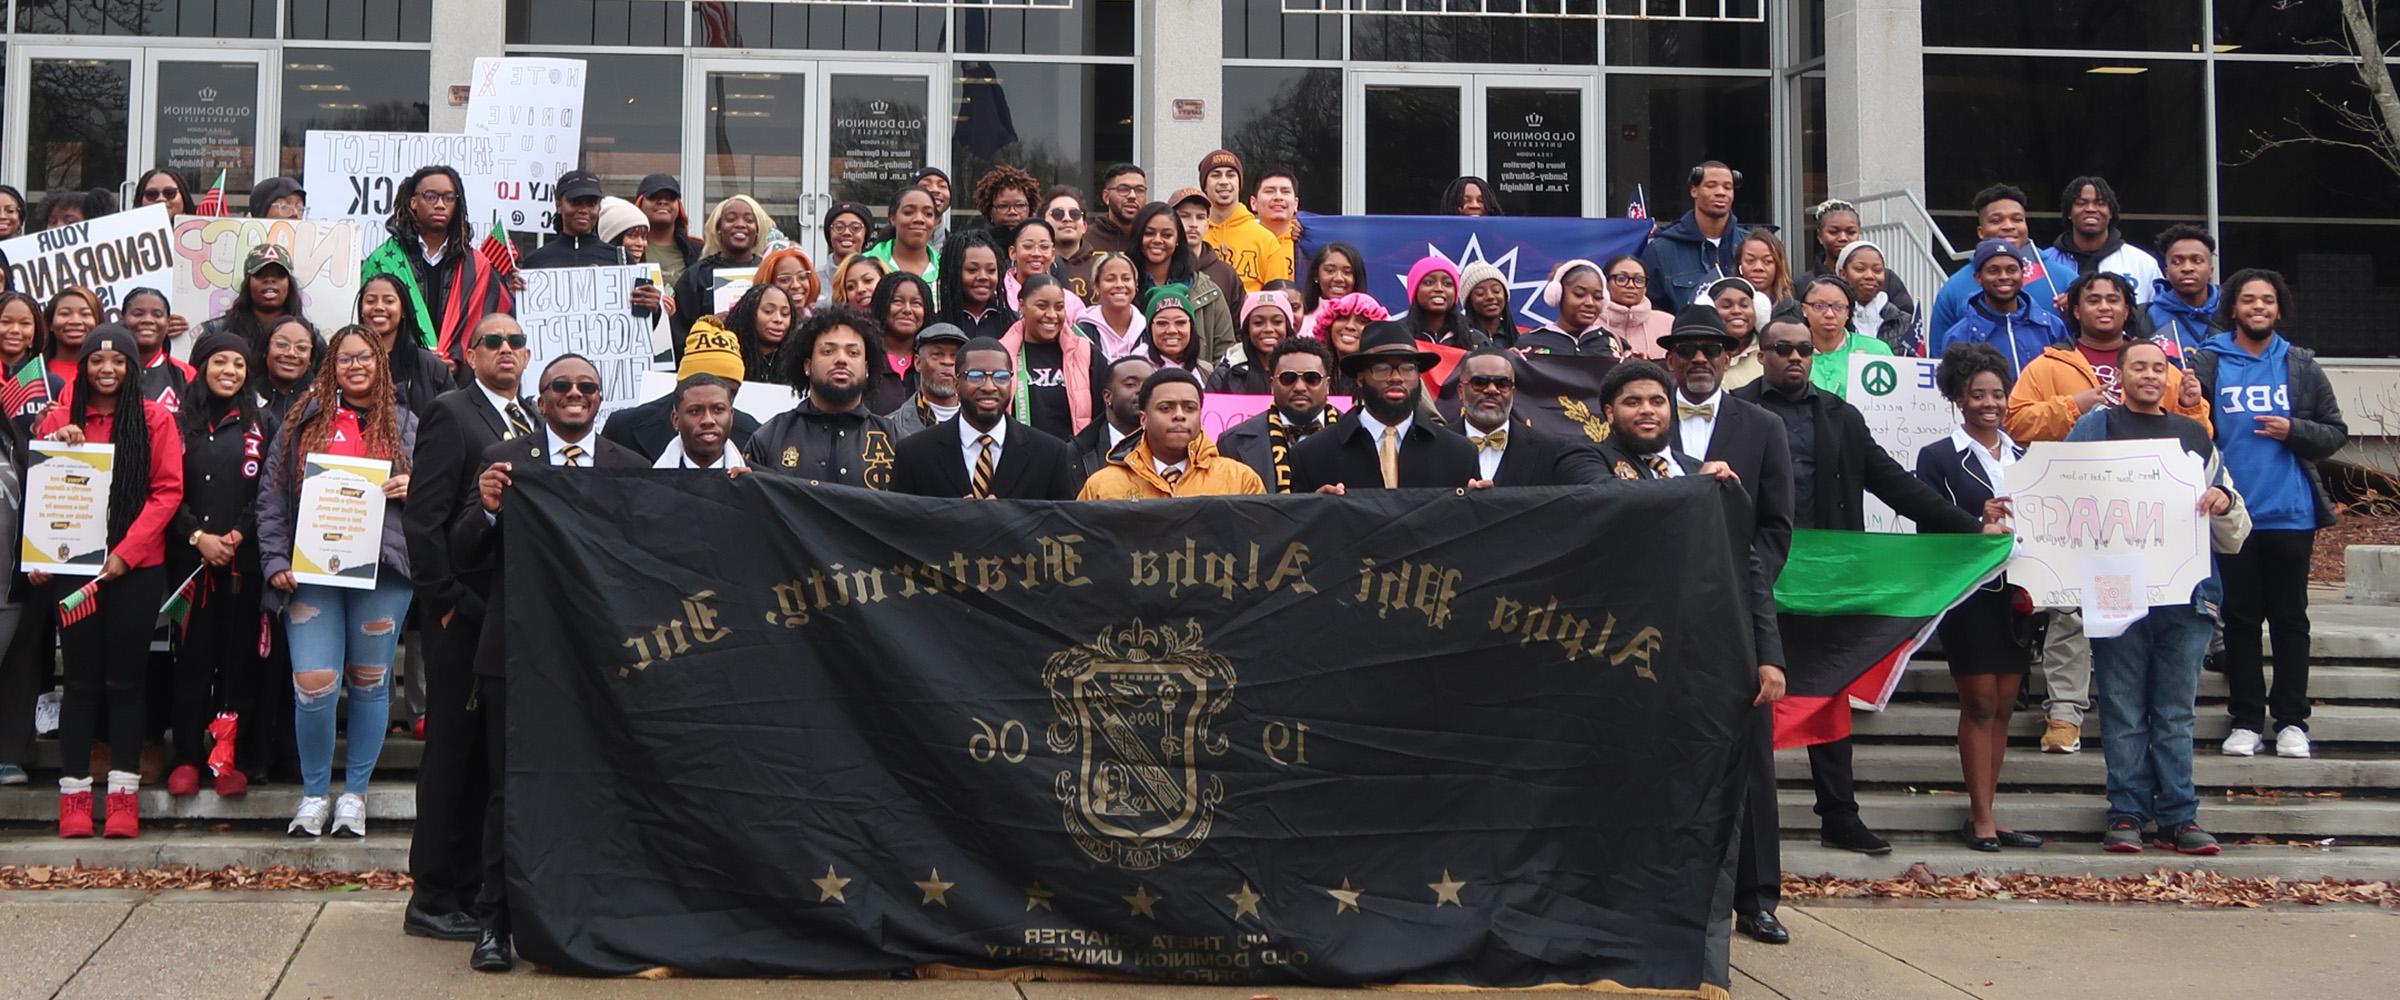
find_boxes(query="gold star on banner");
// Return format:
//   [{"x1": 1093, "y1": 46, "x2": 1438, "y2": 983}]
[
  {"x1": 1329, "y1": 878, "x2": 1363, "y2": 915},
  {"x1": 1123, "y1": 883, "x2": 1161, "y2": 919},
  {"x1": 1024, "y1": 882, "x2": 1056, "y2": 912},
  {"x1": 1227, "y1": 881, "x2": 1264, "y2": 921},
  {"x1": 1428, "y1": 870, "x2": 1466, "y2": 907},
  {"x1": 915, "y1": 869, "x2": 956, "y2": 907},
  {"x1": 812, "y1": 865, "x2": 852, "y2": 904}
]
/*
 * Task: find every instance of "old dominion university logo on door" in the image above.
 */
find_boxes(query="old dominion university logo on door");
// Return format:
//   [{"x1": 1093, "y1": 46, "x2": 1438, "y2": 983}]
[{"x1": 1042, "y1": 618, "x2": 1236, "y2": 871}]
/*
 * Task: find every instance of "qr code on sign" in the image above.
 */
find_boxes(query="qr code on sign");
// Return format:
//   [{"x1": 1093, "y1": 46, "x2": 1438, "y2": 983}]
[{"x1": 2094, "y1": 573, "x2": 2136, "y2": 615}]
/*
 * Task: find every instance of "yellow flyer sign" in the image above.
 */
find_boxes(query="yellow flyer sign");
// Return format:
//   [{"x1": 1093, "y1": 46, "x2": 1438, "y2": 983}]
[
  {"x1": 22, "y1": 442, "x2": 114, "y2": 576},
  {"x1": 291, "y1": 453, "x2": 391, "y2": 590}
]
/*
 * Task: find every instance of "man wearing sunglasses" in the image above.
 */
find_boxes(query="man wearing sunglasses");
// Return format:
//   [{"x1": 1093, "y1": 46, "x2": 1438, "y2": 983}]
[
  {"x1": 1445, "y1": 347, "x2": 1605, "y2": 487},
  {"x1": 888, "y1": 337, "x2": 1083, "y2": 501},
  {"x1": 1218, "y1": 337, "x2": 1337, "y2": 493}
]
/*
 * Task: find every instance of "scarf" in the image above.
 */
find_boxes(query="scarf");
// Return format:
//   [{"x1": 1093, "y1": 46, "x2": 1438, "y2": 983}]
[
  {"x1": 362, "y1": 233, "x2": 507, "y2": 358},
  {"x1": 1266, "y1": 408, "x2": 1322, "y2": 493}
]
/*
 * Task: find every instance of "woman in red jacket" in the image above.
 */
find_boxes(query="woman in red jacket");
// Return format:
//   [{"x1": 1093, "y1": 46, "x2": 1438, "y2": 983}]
[{"x1": 32, "y1": 326, "x2": 186, "y2": 839}]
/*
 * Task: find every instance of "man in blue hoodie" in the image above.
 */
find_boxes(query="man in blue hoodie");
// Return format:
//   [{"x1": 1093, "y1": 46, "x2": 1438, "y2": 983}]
[
  {"x1": 1926, "y1": 184, "x2": 2065, "y2": 351},
  {"x1": 1941, "y1": 238, "x2": 2067, "y2": 375},
  {"x1": 1638, "y1": 161, "x2": 1747, "y2": 313},
  {"x1": 2192, "y1": 269, "x2": 2348, "y2": 762},
  {"x1": 2147, "y1": 224, "x2": 2221, "y2": 362}
]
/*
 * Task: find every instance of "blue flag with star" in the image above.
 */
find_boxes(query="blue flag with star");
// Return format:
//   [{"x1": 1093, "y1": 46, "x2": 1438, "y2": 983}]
[{"x1": 1297, "y1": 212, "x2": 1651, "y2": 332}]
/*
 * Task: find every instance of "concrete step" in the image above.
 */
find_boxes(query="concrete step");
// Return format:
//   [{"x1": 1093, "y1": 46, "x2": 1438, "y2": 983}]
[
  {"x1": 1777, "y1": 743, "x2": 2400, "y2": 789},
  {"x1": 1776, "y1": 789, "x2": 2400, "y2": 839},
  {"x1": 0, "y1": 828, "x2": 409, "y2": 871},
  {"x1": 24, "y1": 737, "x2": 425, "y2": 775},
  {"x1": 0, "y1": 786, "x2": 418, "y2": 824},
  {"x1": 1849, "y1": 702, "x2": 2400, "y2": 744},
  {"x1": 1891, "y1": 662, "x2": 2400, "y2": 702},
  {"x1": 1779, "y1": 841, "x2": 2400, "y2": 881}
]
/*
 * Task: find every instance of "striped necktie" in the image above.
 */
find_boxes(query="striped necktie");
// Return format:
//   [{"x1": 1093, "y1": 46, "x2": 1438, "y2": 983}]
[
  {"x1": 971, "y1": 435, "x2": 996, "y2": 498},
  {"x1": 561, "y1": 444, "x2": 586, "y2": 468},
  {"x1": 1645, "y1": 453, "x2": 1671, "y2": 479},
  {"x1": 1162, "y1": 467, "x2": 1183, "y2": 489},
  {"x1": 505, "y1": 402, "x2": 533, "y2": 438}
]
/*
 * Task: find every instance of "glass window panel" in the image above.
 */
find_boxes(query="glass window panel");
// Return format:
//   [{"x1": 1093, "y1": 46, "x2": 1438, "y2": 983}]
[
  {"x1": 22, "y1": 57, "x2": 132, "y2": 207},
  {"x1": 2216, "y1": 222, "x2": 2400, "y2": 359},
  {"x1": 506, "y1": 0, "x2": 680, "y2": 47},
  {"x1": 1923, "y1": 1, "x2": 2201, "y2": 51},
  {"x1": 1800, "y1": 0, "x2": 1826, "y2": 61},
  {"x1": 1604, "y1": 75, "x2": 1772, "y2": 228},
  {"x1": 951, "y1": 63, "x2": 1136, "y2": 205},
  {"x1": 1224, "y1": 67, "x2": 1345, "y2": 215},
  {"x1": 690, "y1": 1, "x2": 944, "y2": 53},
  {"x1": 1223, "y1": 0, "x2": 1341, "y2": 60},
  {"x1": 1605, "y1": 19, "x2": 1767, "y2": 68},
  {"x1": 1353, "y1": 10, "x2": 1599, "y2": 64},
  {"x1": 1798, "y1": 73, "x2": 1826, "y2": 216},
  {"x1": 826, "y1": 72, "x2": 934, "y2": 219},
  {"x1": 2217, "y1": 59, "x2": 2400, "y2": 222},
  {"x1": 15, "y1": 0, "x2": 275, "y2": 38},
  {"x1": 958, "y1": 0, "x2": 1134, "y2": 57},
  {"x1": 277, "y1": 49, "x2": 431, "y2": 182},
  {"x1": 701, "y1": 69, "x2": 809, "y2": 235},
  {"x1": 1922, "y1": 56, "x2": 2204, "y2": 250},
  {"x1": 287, "y1": 0, "x2": 432, "y2": 42},
  {"x1": 1362, "y1": 84, "x2": 1461, "y2": 215},
  {"x1": 154, "y1": 61, "x2": 262, "y2": 213},
  {"x1": 2215, "y1": 0, "x2": 2400, "y2": 56},
  {"x1": 517, "y1": 51, "x2": 682, "y2": 204}
]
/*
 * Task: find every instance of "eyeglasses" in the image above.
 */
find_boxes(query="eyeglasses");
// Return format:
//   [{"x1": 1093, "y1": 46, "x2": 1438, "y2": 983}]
[
  {"x1": 1466, "y1": 374, "x2": 1516, "y2": 389},
  {"x1": 827, "y1": 220, "x2": 867, "y2": 234},
  {"x1": 1106, "y1": 184, "x2": 1148, "y2": 197},
  {"x1": 1803, "y1": 301, "x2": 1848, "y2": 315},
  {"x1": 477, "y1": 333, "x2": 529, "y2": 350},
  {"x1": 1273, "y1": 370, "x2": 1326, "y2": 387},
  {"x1": 333, "y1": 352, "x2": 377, "y2": 369},
  {"x1": 1049, "y1": 207, "x2": 1085, "y2": 222},
  {"x1": 1767, "y1": 342, "x2": 1816, "y2": 357},
  {"x1": 140, "y1": 187, "x2": 180, "y2": 202},
  {"x1": 1669, "y1": 342, "x2": 1729, "y2": 359},
  {"x1": 1606, "y1": 273, "x2": 1646, "y2": 287},
  {"x1": 415, "y1": 190, "x2": 459, "y2": 206},
  {"x1": 546, "y1": 378, "x2": 602, "y2": 396},
  {"x1": 1364, "y1": 361, "x2": 1420, "y2": 379},
  {"x1": 961, "y1": 369, "x2": 1015, "y2": 384}
]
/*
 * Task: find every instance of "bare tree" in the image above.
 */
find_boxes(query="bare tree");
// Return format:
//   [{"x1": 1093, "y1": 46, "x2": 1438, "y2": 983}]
[{"x1": 2242, "y1": 0, "x2": 2400, "y2": 178}]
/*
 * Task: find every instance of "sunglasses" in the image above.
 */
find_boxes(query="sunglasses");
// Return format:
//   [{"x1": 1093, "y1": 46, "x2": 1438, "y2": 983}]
[
  {"x1": 1669, "y1": 342, "x2": 1729, "y2": 359},
  {"x1": 546, "y1": 378, "x2": 602, "y2": 396},
  {"x1": 1273, "y1": 370, "x2": 1326, "y2": 387},
  {"x1": 140, "y1": 187, "x2": 180, "y2": 201},
  {"x1": 1049, "y1": 207, "x2": 1085, "y2": 222},
  {"x1": 961, "y1": 369, "x2": 1015, "y2": 384},
  {"x1": 1466, "y1": 374, "x2": 1516, "y2": 389},
  {"x1": 1767, "y1": 342, "x2": 1815, "y2": 357},
  {"x1": 477, "y1": 333, "x2": 529, "y2": 350}
]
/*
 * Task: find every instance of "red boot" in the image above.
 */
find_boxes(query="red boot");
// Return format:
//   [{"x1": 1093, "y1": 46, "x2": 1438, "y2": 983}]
[
  {"x1": 166, "y1": 764, "x2": 201, "y2": 796},
  {"x1": 102, "y1": 790, "x2": 139, "y2": 839},
  {"x1": 58, "y1": 790, "x2": 94, "y2": 839},
  {"x1": 214, "y1": 768, "x2": 249, "y2": 797}
]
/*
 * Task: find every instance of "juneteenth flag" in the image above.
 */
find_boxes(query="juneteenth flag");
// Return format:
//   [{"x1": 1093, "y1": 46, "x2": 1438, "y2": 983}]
[
  {"x1": 1770, "y1": 529, "x2": 2013, "y2": 749},
  {"x1": 0, "y1": 353, "x2": 50, "y2": 416}
]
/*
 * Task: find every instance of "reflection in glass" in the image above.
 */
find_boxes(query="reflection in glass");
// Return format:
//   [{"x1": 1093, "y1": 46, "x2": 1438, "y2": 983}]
[
  {"x1": 703, "y1": 71, "x2": 809, "y2": 238},
  {"x1": 1605, "y1": 75, "x2": 1772, "y2": 228},
  {"x1": 1224, "y1": 67, "x2": 1344, "y2": 215},
  {"x1": 1364, "y1": 85, "x2": 1461, "y2": 216},
  {"x1": 277, "y1": 50, "x2": 431, "y2": 180},
  {"x1": 517, "y1": 52, "x2": 681, "y2": 198},
  {"x1": 958, "y1": 0, "x2": 1134, "y2": 57},
  {"x1": 2215, "y1": 0, "x2": 2400, "y2": 56},
  {"x1": 1353, "y1": 10, "x2": 1599, "y2": 64},
  {"x1": 23, "y1": 59, "x2": 133, "y2": 206},
  {"x1": 15, "y1": 0, "x2": 275, "y2": 38},
  {"x1": 506, "y1": 0, "x2": 681, "y2": 46},
  {"x1": 1924, "y1": 1, "x2": 2200, "y2": 51},
  {"x1": 2217, "y1": 223, "x2": 2399, "y2": 360},
  {"x1": 1222, "y1": 0, "x2": 1341, "y2": 60},
  {"x1": 951, "y1": 63, "x2": 1135, "y2": 202},
  {"x1": 1798, "y1": 74, "x2": 1826, "y2": 215},
  {"x1": 687, "y1": 0, "x2": 944, "y2": 52},
  {"x1": 1484, "y1": 88, "x2": 1585, "y2": 218},
  {"x1": 154, "y1": 62, "x2": 261, "y2": 214},
  {"x1": 287, "y1": 0, "x2": 431, "y2": 41},
  {"x1": 1605, "y1": 17, "x2": 1767, "y2": 68},
  {"x1": 827, "y1": 74, "x2": 933, "y2": 223},
  {"x1": 2215, "y1": 60, "x2": 2400, "y2": 221},
  {"x1": 1922, "y1": 56, "x2": 2204, "y2": 240}
]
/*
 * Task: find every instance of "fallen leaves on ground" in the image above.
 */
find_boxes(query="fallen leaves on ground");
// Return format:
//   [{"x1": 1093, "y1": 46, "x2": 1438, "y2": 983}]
[
  {"x1": 1784, "y1": 864, "x2": 2395, "y2": 907},
  {"x1": 0, "y1": 864, "x2": 412, "y2": 891}
]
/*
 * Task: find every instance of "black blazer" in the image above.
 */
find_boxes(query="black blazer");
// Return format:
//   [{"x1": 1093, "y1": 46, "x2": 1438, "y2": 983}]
[
  {"x1": 405, "y1": 385, "x2": 529, "y2": 621},
  {"x1": 450, "y1": 432, "x2": 646, "y2": 677},
  {"x1": 888, "y1": 417, "x2": 1083, "y2": 501},
  {"x1": 1731, "y1": 381, "x2": 1981, "y2": 534},
  {"x1": 1673, "y1": 393, "x2": 1797, "y2": 580},
  {"x1": 1593, "y1": 436, "x2": 1784, "y2": 664},
  {"x1": 1914, "y1": 433, "x2": 2021, "y2": 524},
  {"x1": 1455, "y1": 415, "x2": 1607, "y2": 487},
  {"x1": 1071, "y1": 420, "x2": 1121, "y2": 482},
  {"x1": 1593, "y1": 437, "x2": 1701, "y2": 479},
  {"x1": 1289, "y1": 409, "x2": 1478, "y2": 493}
]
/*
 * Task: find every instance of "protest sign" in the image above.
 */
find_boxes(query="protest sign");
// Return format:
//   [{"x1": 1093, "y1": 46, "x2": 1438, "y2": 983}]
[
  {"x1": 1200, "y1": 393, "x2": 1353, "y2": 440},
  {"x1": 710, "y1": 267, "x2": 757, "y2": 314},
  {"x1": 2004, "y1": 439, "x2": 2212, "y2": 609},
  {"x1": 520, "y1": 265, "x2": 651, "y2": 419},
  {"x1": 21, "y1": 442, "x2": 114, "y2": 577},
  {"x1": 1846, "y1": 353, "x2": 1951, "y2": 532},
  {"x1": 466, "y1": 57, "x2": 587, "y2": 233},
  {"x1": 0, "y1": 204, "x2": 176, "y2": 318},
  {"x1": 301, "y1": 130, "x2": 498, "y2": 229},
  {"x1": 169, "y1": 215, "x2": 368, "y2": 337},
  {"x1": 291, "y1": 454, "x2": 392, "y2": 590}
]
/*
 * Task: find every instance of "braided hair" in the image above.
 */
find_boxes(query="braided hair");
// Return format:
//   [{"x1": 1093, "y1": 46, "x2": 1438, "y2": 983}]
[{"x1": 69, "y1": 335, "x2": 151, "y2": 547}]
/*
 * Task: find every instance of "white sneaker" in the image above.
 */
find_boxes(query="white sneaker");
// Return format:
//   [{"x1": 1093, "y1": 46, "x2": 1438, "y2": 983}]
[
  {"x1": 2275, "y1": 726, "x2": 2313, "y2": 759},
  {"x1": 288, "y1": 795, "x2": 330, "y2": 837},
  {"x1": 2220, "y1": 728, "x2": 2262, "y2": 757},
  {"x1": 330, "y1": 793, "x2": 367, "y2": 838}
]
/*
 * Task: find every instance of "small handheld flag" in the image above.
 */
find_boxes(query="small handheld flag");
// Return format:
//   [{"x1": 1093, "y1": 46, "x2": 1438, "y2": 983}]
[
  {"x1": 159, "y1": 567, "x2": 203, "y2": 634},
  {"x1": 58, "y1": 580, "x2": 101, "y2": 628},
  {"x1": 194, "y1": 169, "x2": 228, "y2": 217},
  {"x1": 1627, "y1": 184, "x2": 1648, "y2": 221},
  {"x1": 478, "y1": 216, "x2": 519, "y2": 279},
  {"x1": 0, "y1": 354, "x2": 50, "y2": 417}
]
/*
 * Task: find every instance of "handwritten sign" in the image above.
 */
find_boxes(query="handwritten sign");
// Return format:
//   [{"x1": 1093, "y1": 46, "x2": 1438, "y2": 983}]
[
  {"x1": 169, "y1": 215, "x2": 368, "y2": 344},
  {"x1": 466, "y1": 57, "x2": 587, "y2": 233},
  {"x1": 21, "y1": 442, "x2": 113, "y2": 576},
  {"x1": 0, "y1": 204, "x2": 176, "y2": 319},
  {"x1": 1201, "y1": 393, "x2": 1353, "y2": 440},
  {"x1": 301, "y1": 130, "x2": 498, "y2": 229},
  {"x1": 2003, "y1": 439, "x2": 2211, "y2": 609},
  {"x1": 520, "y1": 265, "x2": 651, "y2": 419},
  {"x1": 1848, "y1": 353, "x2": 1951, "y2": 533},
  {"x1": 292, "y1": 454, "x2": 391, "y2": 590}
]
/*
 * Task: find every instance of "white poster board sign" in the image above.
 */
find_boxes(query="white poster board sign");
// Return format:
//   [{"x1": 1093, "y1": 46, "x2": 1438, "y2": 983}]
[
  {"x1": 301, "y1": 130, "x2": 498, "y2": 229},
  {"x1": 0, "y1": 204, "x2": 177, "y2": 319},
  {"x1": 2003, "y1": 439, "x2": 2212, "y2": 609},
  {"x1": 637, "y1": 369, "x2": 798, "y2": 425},
  {"x1": 291, "y1": 454, "x2": 392, "y2": 590},
  {"x1": 21, "y1": 442, "x2": 114, "y2": 576},
  {"x1": 1847, "y1": 353, "x2": 1951, "y2": 534},
  {"x1": 169, "y1": 215, "x2": 368, "y2": 340},
  {"x1": 519, "y1": 265, "x2": 651, "y2": 419},
  {"x1": 465, "y1": 57, "x2": 587, "y2": 234}
]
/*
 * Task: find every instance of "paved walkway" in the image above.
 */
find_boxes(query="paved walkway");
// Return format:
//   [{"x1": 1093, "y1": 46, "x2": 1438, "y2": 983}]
[{"x1": 2, "y1": 892, "x2": 2393, "y2": 1000}]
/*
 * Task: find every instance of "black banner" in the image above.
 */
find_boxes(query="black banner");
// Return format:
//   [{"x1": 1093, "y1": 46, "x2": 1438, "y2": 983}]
[
  {"x1": 503, "y1": 472, "x2": 1754, "y2": 995},
  {"x1": 1439, "y1": 353, "x2": 1619, "y2": 445}
]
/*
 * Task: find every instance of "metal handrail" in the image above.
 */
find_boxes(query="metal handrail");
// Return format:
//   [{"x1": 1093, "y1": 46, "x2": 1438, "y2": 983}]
[{"x1": 1841, "y1": 189, "x2": 1961, "y2": 311}]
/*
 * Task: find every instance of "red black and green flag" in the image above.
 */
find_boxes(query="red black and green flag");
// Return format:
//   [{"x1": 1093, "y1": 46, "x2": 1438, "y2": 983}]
[{"x1": 1772, "y1": 529, "x2": 2013, "y2": 750}]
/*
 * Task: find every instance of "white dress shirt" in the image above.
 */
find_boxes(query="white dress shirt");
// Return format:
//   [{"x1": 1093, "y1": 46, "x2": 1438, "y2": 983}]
[
  {"x1": 1677, "y1": 387, "x2": 1724, "y2": 463},
  {"x1": 959, "y1": 416, "x2": 1009, "y2": 482},
  {"x1": 1464, "y1": 418, "x2": 1509, "y2": 482},
  {"x1": 477, "y1": 380, "x2": 527, "y2": 435},
  {"x1": 1151, "y1": 456, "x2": 1188, "y2": 483},
  {"x1": 546, "y1": 427, "x2": 597, "y2": 466},
  {"x1": 654, "y1": 437, "x2": 748, "y2": 470},
  {"x1": 1362, "y1": 412, "x2": 1413, "y2": 450},
  {"x1": 1954, "y1": 426, "x2": 2017, "y2": 496}
]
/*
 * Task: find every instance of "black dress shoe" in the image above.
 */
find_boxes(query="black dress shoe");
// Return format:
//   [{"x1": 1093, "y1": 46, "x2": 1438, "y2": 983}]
[
  {"x1": 1735, "y1": 910, "x2": 1790, "y2": 945},
  {"x1": 1958, "y1": 821, "x2": 2001, "y2": 853},
  {"x1": 1821, "y1": 819, "x2": 1893, "y2": 855},
  {"x1": 403, "y1": 902, "x2": 480, "y2": 941},
  {"x1": 1995, "y1": 828, "x2": 2045, "y2": 849},
  {"x1": 470, "y1": 930, "x2": 514, "y2": 972}
]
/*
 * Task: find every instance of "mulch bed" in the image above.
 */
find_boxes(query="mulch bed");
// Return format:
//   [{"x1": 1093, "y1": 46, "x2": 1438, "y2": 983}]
[
  {"x1": 0, "y1": 864, "x2": 411, "y2": 891},
  {"x1": 2309, "y1": 510, "x2": 2400, "y2": 584},
  {"x1": 1784, "y1": 864, "x2": 2395, "y2": 907}
]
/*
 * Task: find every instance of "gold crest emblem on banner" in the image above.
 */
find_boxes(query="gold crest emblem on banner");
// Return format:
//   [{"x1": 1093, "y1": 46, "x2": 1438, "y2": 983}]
[{"x1": 1041, "y1": 618, "x2": 1235, "y2": 871}]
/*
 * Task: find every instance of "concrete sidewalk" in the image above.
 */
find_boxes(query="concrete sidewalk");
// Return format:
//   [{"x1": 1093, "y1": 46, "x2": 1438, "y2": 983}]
[{"x1": 2, "y1": 892, "x2": 2393, "y2": 1000}]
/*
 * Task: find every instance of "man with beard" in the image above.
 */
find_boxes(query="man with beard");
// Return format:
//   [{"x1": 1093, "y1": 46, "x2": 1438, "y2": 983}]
[
  {"x1": 1594, "y1": 360, "x2": 1704, "y2": 478},
  {"x1": 889, "y1": 337, "x2": 1084, "y2": 500},
  {"x1": 1074, "y1": 356, "x2": 1156, "y2": 478},
  {"x1": 884, "y1": 322, "x2": 968, "y2": 437},
  {"x1": 1219, "y1": 337, "x2": 1335, "y2": 493},
  {"x1": 1289, "y1": 321, "x2": 1476, "y2": 493},
  {"x1": 1077, "y1": 369, "x2": 1265, "y2": 499},
  {"x1": 656, "y1": 374, "x2": 747, "y2": 472},
  {"x1": 1083, "y1": 164, "x2": 1146, "y2": 255},
  {"x1": 742, "y1": 307, "x2": 900, "y2": 489},
  {"x1": 451, "y1": 355, "x2": 645, "y2": 972},
  {"x1": 1448, "y1": 347, "x2": 1605, "y2": 486}
]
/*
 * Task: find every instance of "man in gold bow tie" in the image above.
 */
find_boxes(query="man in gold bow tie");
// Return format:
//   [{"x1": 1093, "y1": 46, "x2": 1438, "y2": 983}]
[{"x1": 1450, "y1": 347, "x2": 1606, "y2": 486}]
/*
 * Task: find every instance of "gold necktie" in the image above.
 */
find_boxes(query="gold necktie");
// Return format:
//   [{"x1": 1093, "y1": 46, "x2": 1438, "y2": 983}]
[
  {"x1": 1677, "y1": 401, "x2": 1715, "y2": 421},
  {"x1": 972, "y1": 435, "x2": 996, "y2": 498},
  {"x1": 1162, "y1": 467, "x2": 1183, "y2": 489},
  {"x1": 1469, "y1": 430, "x2": 1508, "y2": 453},
  {"x1": 1378, "y1": 427, "x2": 1401, "y2": 489},
  {"x1": 560, "y1": 444, "x2": 586, "y2": 467},
  {"x1": 1645, "y1": 453, "x2": 1672, "y2": 479},
  {"x1": 505, "y1": 402, "x2": 533, "y2": 438}
]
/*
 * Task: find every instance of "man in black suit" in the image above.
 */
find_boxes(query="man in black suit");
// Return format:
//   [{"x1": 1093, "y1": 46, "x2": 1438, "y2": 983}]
[
  {"x1": 1289, "y1": 321, "x2": 1476, "y2": 493},
  {"x1": 1451, "y1": 347, "x2": 1606, "y2": 486},
  {"x1": 1217, "y1": 337, "x2": 1335, "y2": 493},
  {"x1": 1731, "y1": 309, "x2": 1989, "y2": 873},
  {"x1": 400, "y1": 314, "x2": 532, "y2": 943},
  {"x1": 1071, "y1": 356, "x2": 1153, "y2": 479},
  {"x1": 889, "y1": 337, "x2": 1084, "y2": 501},
  {"x1": 450, "y1": 355, "x2": 647, "y2": 973}
]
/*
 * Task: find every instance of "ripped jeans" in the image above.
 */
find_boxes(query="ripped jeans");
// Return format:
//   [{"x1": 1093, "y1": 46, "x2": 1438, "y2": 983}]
[{"x1": 286, "y1": 577, "x2": 414, "y2": 798}]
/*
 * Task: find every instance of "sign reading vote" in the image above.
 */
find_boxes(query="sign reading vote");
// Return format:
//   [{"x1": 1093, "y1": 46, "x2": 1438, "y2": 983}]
[
  {"x1": 466, "y1": 57, "x2": 588, "y2": 233},
  {"x1": 2004, "y1": 439, "x2": 2212, "y2": 609},
  {"x1": 1846, "y1": 353, "x2": 1950, "y2": 533}
]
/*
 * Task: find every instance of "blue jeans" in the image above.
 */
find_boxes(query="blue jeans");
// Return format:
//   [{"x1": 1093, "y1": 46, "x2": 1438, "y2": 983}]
[
  {"x1": 287, "y1": 577, "x2": 413, "y2": 798},
  {"x1": 2090, "y1": 605, "x2": 2210, "y2": 828}
]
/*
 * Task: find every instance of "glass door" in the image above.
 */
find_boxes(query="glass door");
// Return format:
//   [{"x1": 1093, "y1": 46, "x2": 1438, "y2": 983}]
[
  {"x1": 5, "y1": 46, "x2": 275, "y2": 215},
  {"x1": 142, "y1": 50, "x2": 273, "y2": 214},
  {"x1": 7, "y1": 46, "x2": 141, "y2": 208},
  {"x1": 1474, "y1": 76, "x2": 1595, "y2": 218},
  {"x1": 687, "y1": 59, "x2": 814, "y2": 249},
  {"x1": 1346, "y1": 72, "x2": 1472, "y2": 217},
  {"x1": 815, "y1": 62, "x2": 942, "y2": 250}
]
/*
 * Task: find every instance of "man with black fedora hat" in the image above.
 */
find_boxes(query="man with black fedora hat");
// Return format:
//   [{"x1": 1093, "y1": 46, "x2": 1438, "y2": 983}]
[
  {"x1": 1290, "y1": 320, "x2": 1476, "y2": 493},
  {"x1": 1447, "y1": 346, "x2": 1605, "y2": 487}
]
